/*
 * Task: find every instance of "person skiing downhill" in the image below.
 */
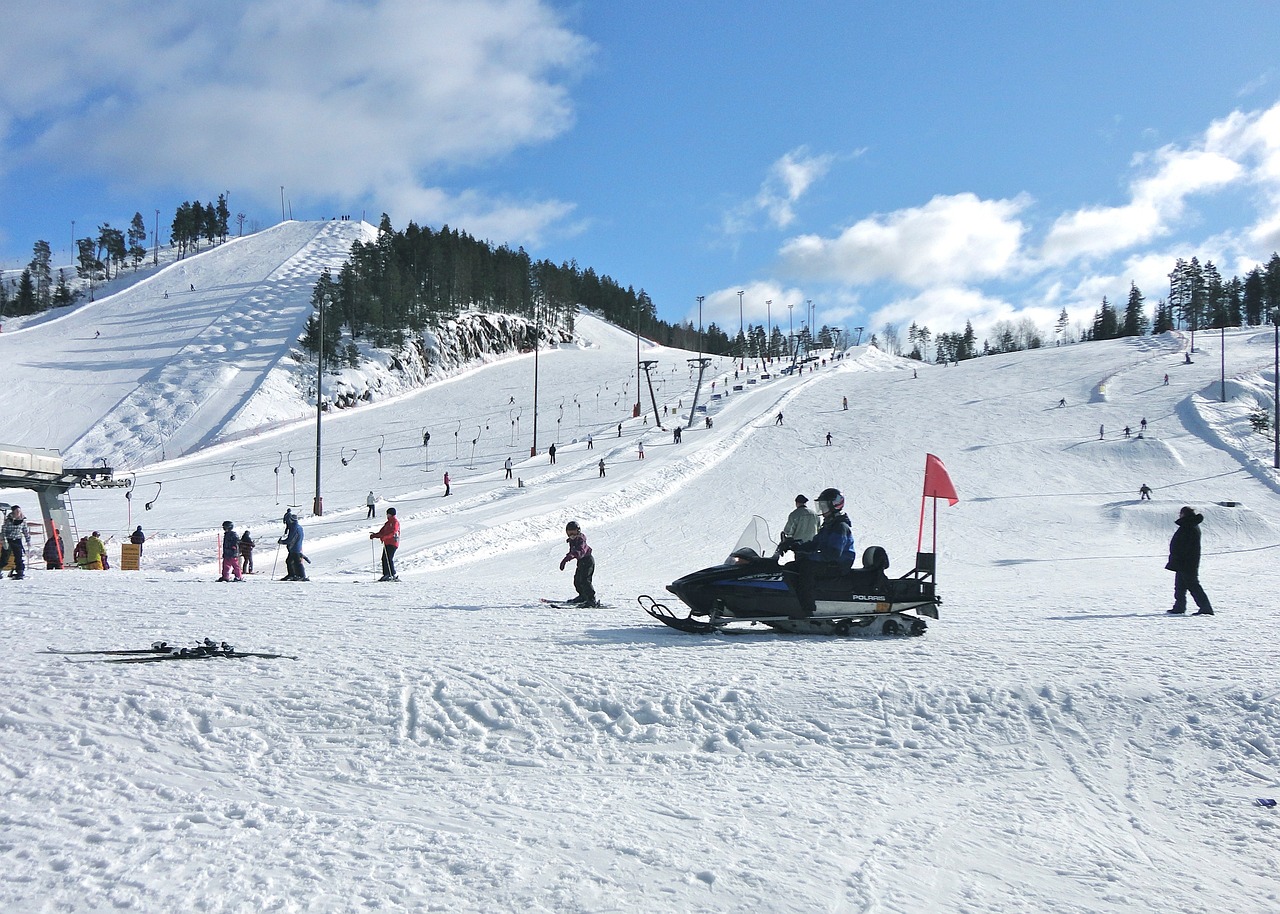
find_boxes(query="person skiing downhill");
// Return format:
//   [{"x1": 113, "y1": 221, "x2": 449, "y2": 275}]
[
  {"x1": 559, "y1": 521, "x2": 597, "y2": 606},
  {"x1": 1166, "y1": 506, "x2": 1213, "y2": 615},
  {"x1": 218, "y1": 521, "x2": 244, "y2": 582},
  {"x1": 781, "y1": 488, "x2": 855, "y2": 618},
  {"x1": 370, "y1": 507, "x2": 400, "y2": 582}
]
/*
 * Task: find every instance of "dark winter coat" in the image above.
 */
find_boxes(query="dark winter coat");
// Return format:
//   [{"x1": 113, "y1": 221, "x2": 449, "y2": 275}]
[
  {"x1": 222, "y1": 529, "x2": 241, "y2": 559},
  {"x1": 282, "y1": 518, "x2": 304, "y2": 554},
  {"x1": 794, "y1": 512, "x2": 855, "y2": 566},
  {"x1": 1166, "y1": 512, "x2": 1202, "y2": 574}
]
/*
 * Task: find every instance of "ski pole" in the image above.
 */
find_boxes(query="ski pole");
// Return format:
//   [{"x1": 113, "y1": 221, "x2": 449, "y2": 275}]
[
  {"x1": 271, "y1": 542, "x2": 280, "y2": 580},
  {"x1": 371, "y1": 539, "x2": 378, "y2": 576}
]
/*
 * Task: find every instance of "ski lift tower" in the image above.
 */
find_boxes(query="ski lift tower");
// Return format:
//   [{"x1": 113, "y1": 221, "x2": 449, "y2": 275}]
[
  {"x1": 686, "y1": 295, "x2": 709, "y2": 428},
  {"x1": 638, "y1": 360, "x2": 665, "y2": 430},
  {"x1": 685, "y1": 357, "x2": 711, "y2": 429}
]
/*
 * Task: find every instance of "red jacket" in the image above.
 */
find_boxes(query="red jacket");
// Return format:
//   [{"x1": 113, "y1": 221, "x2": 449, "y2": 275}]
[{"x1": 372, "y1": 516, "x2": 400, "y2": 547}]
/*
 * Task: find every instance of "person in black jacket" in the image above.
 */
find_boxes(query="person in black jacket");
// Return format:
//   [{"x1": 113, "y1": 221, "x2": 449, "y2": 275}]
[{"x1": 1165, "y1": 506, "x2": 1213, "y2": 615}]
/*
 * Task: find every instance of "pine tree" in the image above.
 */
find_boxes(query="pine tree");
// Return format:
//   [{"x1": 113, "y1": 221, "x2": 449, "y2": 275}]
[
  {"x1": 29, "y1": 240, "x2": 52, "y2": 310},
  {"x1": 1121, "y1": 283, "x2": 1147, "y2": 337},
  {"x1": 127, "y1": 212, "x2": 148, "y2": 269}
]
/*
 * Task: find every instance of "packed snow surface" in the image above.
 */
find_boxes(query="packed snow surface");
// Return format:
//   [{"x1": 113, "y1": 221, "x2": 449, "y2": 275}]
[{"x1": 1, "y1": 223, "x2": 1279, "y2": 913}]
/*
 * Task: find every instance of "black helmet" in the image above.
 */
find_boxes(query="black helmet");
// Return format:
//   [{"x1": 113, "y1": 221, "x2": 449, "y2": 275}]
[
  {"x1": 386, "y1": 507, "x2": 396, "y2": 516},
  {"x1": 566, "y1": 520, "x2": 580, "y2": 532},
  {"x1": 815, "y1": 487, "x2": 845, "y2": 514},
  {"x1": 222, "y1": 520, "x2": 234, "y2": 529}
]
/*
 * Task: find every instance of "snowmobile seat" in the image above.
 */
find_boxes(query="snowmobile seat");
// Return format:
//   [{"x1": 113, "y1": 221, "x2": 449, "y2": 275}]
[{"x1": 847, "y1": 546, "x2": 890, "y2": 594}]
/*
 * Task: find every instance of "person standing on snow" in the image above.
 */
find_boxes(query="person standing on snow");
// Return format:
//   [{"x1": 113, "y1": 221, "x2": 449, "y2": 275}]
[
  {"x1": 505, "y1": 457, "x2": 513, "y2": 479},
  {"x1": 280, "y1": 511, "x2": 307, "y2": 581},
  {"x1": 370, "y1": 507, "x2": 400, "y2": 582},
  {"x1": 443, "y1": 471, "x2": 451, "y2": 497},
  {"x1": 2, "y1": 505, "x2": 31, "y2": 579},
  {"x1": 80, "y1": 531, "x2": 107, "y2": 570},
  {"x1": 239, "y1": 529, "x2": 255, "y2": 573},
  {"x1": 129, "y1": 525, "x2": 146, "y2": 555},
  {"x1": 218, "y1": 522, "x2": 244, "y2": 581},
  {"x1": 1139, "y1": 484, "x2": 1153, "y2": 501},
  {"x1": 366, "y1": 491, "x2": 376, "y2": 518},
  {"x1": 782, "y1": 488, "x2": 855, "y2": 618},
  {"x1": 776, "y1": 495, "x2": 820, "y2": 557},
  {"x1": 1166, "y1": 506, "x2": 1213, "y2": 615},
  {"x1": 43, "y1": 526, "x2": 64, "y2": 569},
  {"x1": 558, "y1": 521, "x2": 597, "y2": 606}
]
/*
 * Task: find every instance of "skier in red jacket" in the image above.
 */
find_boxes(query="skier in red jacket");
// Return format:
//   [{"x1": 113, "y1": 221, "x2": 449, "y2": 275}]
[{"x1": 370, "y1": 507, "x2": 401, "y2": 582}]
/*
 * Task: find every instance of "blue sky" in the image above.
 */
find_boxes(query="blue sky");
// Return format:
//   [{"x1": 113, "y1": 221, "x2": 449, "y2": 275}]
[{"x1": 3, "y1": 1, "x2": 1280, "y2": 341}]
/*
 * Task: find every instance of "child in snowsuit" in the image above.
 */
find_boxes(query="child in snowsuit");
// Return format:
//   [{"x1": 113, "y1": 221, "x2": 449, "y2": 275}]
[
  {"x1": 219, "y1": 521, "x2": 244, "y2": 581},
  {"x1": 239, "y1": 530, "x2": 255, "y2": 573},
  {"x1": 370, "y1": 507, "x2": 400, "y2": 581},
  {"x1": 559, "y1": 521, "x2": 596, "y2": 606}
]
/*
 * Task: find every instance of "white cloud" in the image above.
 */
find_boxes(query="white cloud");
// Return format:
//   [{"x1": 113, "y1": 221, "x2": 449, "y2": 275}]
[
  {"x1": 868, "y1": 286, "x2": 1021, "y2": 338},
  {"x1": 779, "y1": 193, "x2": 1030, "y2": 287},
  {"x1": 0, "y1": 0, "x2": 590, "y2": 246},
  {"x1": 1041, "y1": 144, "x2": 1243, "y2": 266},
  {"x1": 723, "y1": 147, "x2": 841, "y2": 235}
]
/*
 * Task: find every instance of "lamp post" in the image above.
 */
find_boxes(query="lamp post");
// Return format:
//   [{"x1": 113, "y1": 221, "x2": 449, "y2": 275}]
[
  {"x1": 153, "y1": 210, "x2": 160, "y2": 265},
  {"x1": 766, "y1": 299, "x2": 772, "y2": 359},
  {"x1": 313, "y1": 294, "x2": 328, "y2": 515},
  {"x1": 634, "y1": 298, "x2": 642, "y2": 417},
  {"x1": 697, "y1": 296, "x2": 705, "y2": 359},
  {"x1": 1273, "y1": 309, "x2": 1279, "y2": 470},
  {"x1": 788, "y1": 302, "x2": 794, "y2": 359},
  {"x1": 738, "y1": 290, "x2": 744, "y2": 357}
]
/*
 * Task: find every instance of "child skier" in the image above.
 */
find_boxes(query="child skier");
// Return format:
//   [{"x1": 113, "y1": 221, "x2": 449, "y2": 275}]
[
  {"x1": 558, "y1": 521, "x2": 597, "y2": 607},
  {"x1": 370, "y1": 507, "x2": 400, "y2": 581}
]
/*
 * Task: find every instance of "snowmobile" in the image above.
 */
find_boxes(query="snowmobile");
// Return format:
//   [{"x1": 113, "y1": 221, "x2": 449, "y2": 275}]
[{"x1": 639, "y1": 516, "x2": 940, "y2": 637}]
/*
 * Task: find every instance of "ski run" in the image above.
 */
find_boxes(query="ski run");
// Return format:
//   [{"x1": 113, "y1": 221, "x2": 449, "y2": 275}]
[{"x1": 1, "y1": 222, "x2": 1278, "y2": 913}]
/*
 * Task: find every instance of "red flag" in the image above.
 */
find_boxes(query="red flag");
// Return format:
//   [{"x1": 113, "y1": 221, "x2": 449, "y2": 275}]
[{"x1": 923, "y1": 454, "x2": 959, "y2": 505}]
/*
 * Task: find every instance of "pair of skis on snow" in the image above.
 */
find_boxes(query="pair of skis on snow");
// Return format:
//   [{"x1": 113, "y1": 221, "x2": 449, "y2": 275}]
[{"x1": 42, "y1": 638, "x2": 297, "y2": 663}]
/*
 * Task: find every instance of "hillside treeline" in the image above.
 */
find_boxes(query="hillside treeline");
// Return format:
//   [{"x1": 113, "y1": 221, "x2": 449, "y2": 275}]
[
  {"x1": 301, "y1": 215, "x2": 856, "y2": 363},
  {"x1": 889, "y1": 252, "x2": 1280, "y2": 363},
  {"x1": 1, "y1": 196, "x2": 240, "y2": 316},
  {"x1": 301, "y1": 214, "x2": 731, "y2": 359}
]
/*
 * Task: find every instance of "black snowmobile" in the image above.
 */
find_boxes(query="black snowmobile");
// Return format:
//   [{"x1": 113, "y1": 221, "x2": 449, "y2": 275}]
[{"x1": 639, "y1": 516, "x2": 940, "y2": 637}]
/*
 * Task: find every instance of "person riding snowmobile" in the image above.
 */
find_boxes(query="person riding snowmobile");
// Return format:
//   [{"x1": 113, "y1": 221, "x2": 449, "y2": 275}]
[{"x1": 782, "y1": 487, "x2": 855, "y2": 618}]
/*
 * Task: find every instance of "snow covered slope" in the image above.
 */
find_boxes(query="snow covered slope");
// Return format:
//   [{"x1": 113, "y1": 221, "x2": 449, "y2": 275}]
[
  {"x1": 1, "y1": 268, "x2": 1279, "y2": 911},
  {"x1": 1, "y1": 219, "x2": 374, "y2": 468}
]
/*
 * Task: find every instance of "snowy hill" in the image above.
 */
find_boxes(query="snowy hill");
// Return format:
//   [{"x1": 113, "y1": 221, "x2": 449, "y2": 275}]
[
  {"x1": 1, "y1": 236, "x2": 1279, "y2": 912},
  {"x1": 0, "y1": 219, "x2": 375, "y2": 468}
]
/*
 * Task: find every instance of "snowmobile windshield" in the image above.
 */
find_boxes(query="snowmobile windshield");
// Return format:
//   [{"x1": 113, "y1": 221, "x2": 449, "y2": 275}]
[{"x1": 726, "y1": 516, "x2": 773, "y2": 563}]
